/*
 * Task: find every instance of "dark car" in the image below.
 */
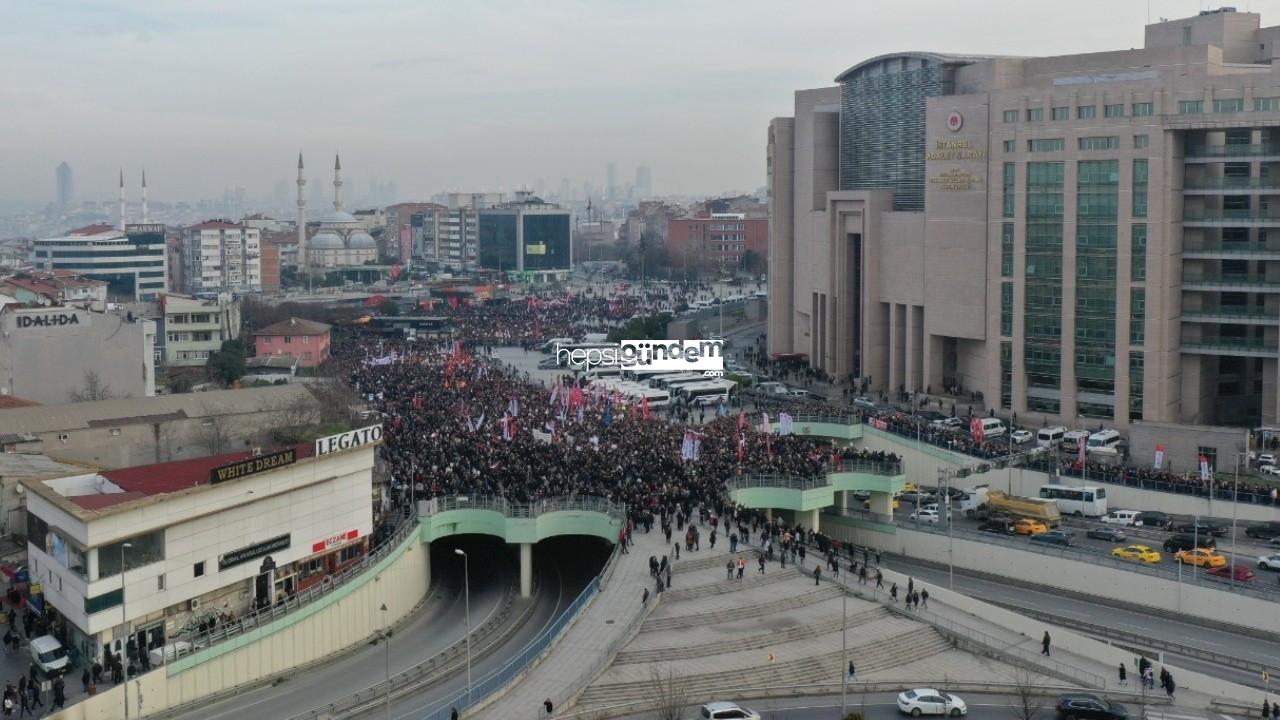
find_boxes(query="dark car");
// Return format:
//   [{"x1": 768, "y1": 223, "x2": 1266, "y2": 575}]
[
  {"x1": 1056, "y1": 694, "x2": 1127, "y2": 720},
  {"x1": 1086, "y1": 527, "x2": 1127, "y2": 542},
  {"x1": 1162, "y1": 533, "x2": 1217, "y2": 553},
  {"x1": 978, "y1": 519, "x2": 1017, "y2": 535},
  {"x1": 1172, "y1": 521, "x2": 1228, "y2": 537},
  {"x1": 1245, "y1": 521, "x2": 1280, "y2": 540},
  {"x1": 1134, "y1": 511, "x2": 1169, "y2": 528},
  {"x1": 899, "y1": 492, "x2": 939, "y2": 506},
  {"x1": 1031, "y1": 530, "x2": 1074, "y2": 546}
]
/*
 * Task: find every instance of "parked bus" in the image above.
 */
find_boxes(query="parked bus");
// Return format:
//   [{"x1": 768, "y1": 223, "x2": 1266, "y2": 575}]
[
  {"x1": 1038, "y1": 484, "x2": 1108, "y2": 518},
  {"x1": 621, "y1": 387, "x2": 671, "y2": 408},
  {"x1": 654, "y1": 373, "x2": 710, "y2": 391},
  {"x1": 622, "y1": 368, "x2": 673, "y2": 383},
  {"x1": 540, "y1": 337, "x2": 575, "y2": 354},
  {"x1": 677, "y1": 380, "x2": 736, "y2": 406}
]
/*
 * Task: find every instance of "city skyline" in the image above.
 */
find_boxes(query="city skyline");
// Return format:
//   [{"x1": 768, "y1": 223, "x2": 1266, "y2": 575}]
[{"x1": 2, "y1": 0, "x2": 1266, "y2": 206}]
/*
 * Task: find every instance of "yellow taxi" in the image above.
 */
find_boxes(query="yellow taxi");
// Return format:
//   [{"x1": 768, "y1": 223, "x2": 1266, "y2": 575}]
[
  {"x1": 1111, "y1": 545, "x2": 1162, "y2": 564},
  {"x1": 1175, "y1": 548, "x2": 1228, "y2": 568},
  {"x1": 1014, "y1": 518, "x2": 1048, "y2": 535}
]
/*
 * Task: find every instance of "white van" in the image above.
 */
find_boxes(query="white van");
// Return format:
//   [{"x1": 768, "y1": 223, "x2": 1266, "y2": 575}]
[
  {"x1": 1037, "y1": 426, "x2": 1068, "y2": 448},
  {"x1": 1086, "y1": 429, "x2": 1124, "y2": 457},
  {"x1": 979, "y1": 418, "x2": 1007, "y2": 439},
  {"x1": 29, "y1": 635, "x2": 69, "y2": 677},
  {"x1": 959, "y1": 485, "x2": 990, "y2": 512},
  {"x1": 1101, "y1": 509, "x2": 1140, "y2": 526},
  {"x1": 1062, "y1": 430, "x2": 1091, "y2": 452}
]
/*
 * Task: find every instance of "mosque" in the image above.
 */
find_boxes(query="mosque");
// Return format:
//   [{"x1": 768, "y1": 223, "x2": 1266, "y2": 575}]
[{"x1": 296, "y1": 154, "x2": 378, "y2": 269}]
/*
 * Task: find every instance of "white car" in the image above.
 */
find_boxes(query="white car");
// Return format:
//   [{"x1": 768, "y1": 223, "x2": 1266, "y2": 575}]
[
  {"x1": 1259, "y1": 453, "x2": 1277, "y2": 467},
  {"x1": 909, "y1": 509, "x2": 940, "y2": 524},
  {"x1": 1261, "y1": 465, "x2": 1280, "y2": 476},
  {"x1": 1259, "y1": 554, "x2": 1280, "y2": 571},
  {"x1": 1011, "y1": 429, "x2": 1034, "y2": 444},
  {"x1": 898, "y1": 688, "x2": 968, "y2": 717},
  {"x1": 700, "y1": 701, "x2": 762, "y2": 719}
]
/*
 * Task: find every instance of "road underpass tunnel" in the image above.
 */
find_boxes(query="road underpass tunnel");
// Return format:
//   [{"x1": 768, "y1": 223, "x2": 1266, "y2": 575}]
[
  {"x1": 430, "y1": 534, "x2": 611, "y2": 603},
  {"x1": 528, "y1": 536, "x2": 613, "y2": 599}
]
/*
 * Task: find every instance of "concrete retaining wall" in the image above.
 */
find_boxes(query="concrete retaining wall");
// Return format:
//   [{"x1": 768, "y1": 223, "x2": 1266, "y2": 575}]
[
  {"x1": 49, "y1": 527, "x2": 431, "y2": 720},
  {"x1": 822, "y1": 518, "x2": 1280, "y2": 636}
]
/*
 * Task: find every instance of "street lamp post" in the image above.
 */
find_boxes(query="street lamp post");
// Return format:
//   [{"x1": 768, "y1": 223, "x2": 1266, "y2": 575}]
[
  {"x1": 455, "y1": 549, "x2": 472, "y2": 705},
  {"x1": 120, "y1": 541, "x2": 133, "y2": 720},
  {"x1": 381, "y1": 603, "x2": 390, "y2": 720}
]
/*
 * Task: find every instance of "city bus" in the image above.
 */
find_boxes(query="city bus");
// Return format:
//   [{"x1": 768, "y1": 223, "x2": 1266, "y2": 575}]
[
  {"x1": 620, "y1": 387, "x2": 671, "y2": 408},
  {"x1": 621, "y1": 368, "x2": 673, "y2": 383},
  {"x1": 1038, "y1": 484, "x2": 1109, "y2": 518},
  {"x1": 654, "y1": 373, "x2": 710, "y2": 391}
]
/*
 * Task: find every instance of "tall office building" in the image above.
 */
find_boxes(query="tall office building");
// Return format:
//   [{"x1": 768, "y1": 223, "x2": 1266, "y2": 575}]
[
  {"x1": 478, "y1": 192, "x2": 572, "y2": 281},
  {"x1": 55, "y1": 162, "x2": 73, "y2": 207},
  {"x1": 635, "y1": 165, "x2": 653, "y2": 199},
  {"x1": 181, "y1": 221, "x2": 262, "y2": 294},
  {"x1": 768, "y1": 7, "x2": 1280, "y2": 430},
  {"x1": 32, "y1": 224, "x2": 168, "y2": 301},
  {"x1": 607, "y1": 162, "x2": 618, "y2": 202}
]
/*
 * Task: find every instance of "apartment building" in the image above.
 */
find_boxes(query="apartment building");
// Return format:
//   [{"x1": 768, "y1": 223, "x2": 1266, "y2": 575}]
[{"x1": 181, "y1": 221, "x2": 261, "y2": 294}]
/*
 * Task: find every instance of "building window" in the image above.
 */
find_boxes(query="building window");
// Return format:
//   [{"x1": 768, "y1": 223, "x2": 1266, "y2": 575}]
[
  {"x1": 1002, "y1": 163, "x2": 1016, "y2": 218},
  {"x1": 1130, "y1": 352, "x2": 1144, "y2": 421},
  {"x1": 1075, "y1": 159, "x2": 1120, "y2": 418},
  {"x1": 1131, "y1": 223, "x2": 1147, "y2": 282},
  {"x1": 194, "y1": 561, "x2": 205, "y2": 578},
  {"x1": 1178, "y1": 100, "x2": 1204, "y2": 114},
  {"x1": 84, "y1": 589, "x2": 123, "y2": 616},
  {"x1": 1001, "y1": 282, "x2": 1014, "y2": 337},
  {"x1": 1002, "y1": 139, "x2": 1015, "y2": 153},
  {"x1": 1134, "y1": 135, "x2": 1149, "y2": 149},
  {"x1": 304, "y1": 352, "x2": 313, "y2": 361},
  {"x1": 1003, "y1": 110, "x2": 1019, "y2": 123},
  {"x1": 1025, "y1": 160, "x2": 1066, "y2": 415},
  {"x1": 260, "y1": 336, "x2": 270, "y2": 344},
  {"x1": 1001, "y1": 223, "x2": 1015, "y2": 277},
  {"x1": 157, "y1": 574, "x2": 166, "y2": 591},
  {"x1": 1027, "y1": 138, "x2": 1065, "y2": 152},
  {"x1": 1052, "y1": 106, "x2": 1069, "y2": 121},
  {"x1": 96, "y1": 530, "x2": 164, "y2": 579},
  {"x1": 1130, "y1": 287, "x2": 1145, "y2": 345},
  {"x1": 283, "y1": 336, "x2": 292, "y2": 344},
  {"x1": 1255, "y1": 97, "x2": 1280, "y2": 112},
  {"x1": 1132, "y1": 159, "x2": 1148, "y2": 218},
  {"x1": 1077, "y1": 105, "x2": 1096, "y2": 120},
  {"x1": 1000, "y1": 341, "x2": 1013, "y2": 408},
  {"x1": 1214, "y1": 98, "x2": 1244, "y2": 114},
  {"x1": 1078, "y1": 136, "x2": 1120, "y2": 151},
  {"x1": 1104, "y1": 104, "x2": 1124, "y2": 118}
]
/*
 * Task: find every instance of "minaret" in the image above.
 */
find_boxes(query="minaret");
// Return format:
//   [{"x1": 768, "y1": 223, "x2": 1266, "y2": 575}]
[
  {"x1": 118, "y1": 168, "x2": 126, "y2": 230},
  {"x1": 296, "y1": 153, "x2": 307, "y2": 271},
  {"x1": 333, "y1": 153, "x2": 343, "y2": 212},
  {"x1": 141, "y1": 169, "x2": 149, "y2": 223}
]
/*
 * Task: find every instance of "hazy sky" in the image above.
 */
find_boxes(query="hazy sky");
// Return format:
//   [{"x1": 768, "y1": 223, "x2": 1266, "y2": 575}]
[{"x1": 3, "y1": 0, "x2": 1277, "y2": 205}]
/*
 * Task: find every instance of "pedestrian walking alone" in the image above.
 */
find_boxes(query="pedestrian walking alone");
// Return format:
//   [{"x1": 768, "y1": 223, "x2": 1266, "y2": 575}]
[
  {"x1": 814, "y1": 566, "x2": 822, "y2": 585},
  {"x1": 642, "y1": 588, "x2": 650, "y2": 605},
  {"x1": 920, "y1": 588, "x2": 929, "y2": 608},
  {"x1": 1041, "y1": 631, "x2": 1051, "y2": 656},
  {"x1": 890, "y1": 583, "x2": 898, "y2": 602},
  {"x1": 1118, "y1": 663, "x2": 1127, "y2": 687},
  {"x1": 875, "y1": 569, "x2": 883, "y2": 589},
  {"x1": 848, "y1": 661, "x2": 856, "y2": 681}
]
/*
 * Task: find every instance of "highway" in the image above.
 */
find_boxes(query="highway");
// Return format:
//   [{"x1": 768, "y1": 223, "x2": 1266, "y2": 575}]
[
  {"x1": 619, "y1": 693, "x2": 1209, "y2": 720},
  {"x1": 881, "y1": 553, "x2": 1280, "y2": 690},
  {"x1": 177, "y1": 543, "x2": 525, "y2": 720}
]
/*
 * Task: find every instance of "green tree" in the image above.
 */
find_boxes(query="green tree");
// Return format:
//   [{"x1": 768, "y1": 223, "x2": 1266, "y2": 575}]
[{"x1": 206, "y1": 339, "x2": 247, "y2": 385}]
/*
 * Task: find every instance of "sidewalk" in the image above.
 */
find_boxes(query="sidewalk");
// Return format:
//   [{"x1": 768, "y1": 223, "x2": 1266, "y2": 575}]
[{"x1": 482, "y1": 522, "x2": 733, "y2": 719}]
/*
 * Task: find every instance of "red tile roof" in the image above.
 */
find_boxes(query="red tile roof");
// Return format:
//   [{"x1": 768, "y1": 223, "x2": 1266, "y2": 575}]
[
  {"x1": 256, "y1": 318, "x2": 331, "y2": 336},
  {"x1": 185, "y1": 220, "x2": 245, "y2": 231},
  {"x1": 67, "y1": 224, "x2": 116, "y2": 236},
  {"x1": 67, "y1": 442, "x2": 315, "y2": 511}
]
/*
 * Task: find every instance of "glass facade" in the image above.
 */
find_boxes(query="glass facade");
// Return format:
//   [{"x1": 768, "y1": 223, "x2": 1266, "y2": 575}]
[
  {"x1": 1075, "y1": 160, "x2": 1120, "y2": 419},
  {"x1": 478, "y1": 214, "x2": 519, "y2": 271},
  {"x1": 521, "y1": 213, "x2": 572, "y2": 270},
  {"x1": 1001, "y1": 282, "x2": 1014, "y2": 337},
  {"x1": 1214, "y1": 98, "x2": 1244, "y2": 113},
  {"x1": 1001, "y1": 341, "x2": 1013, "y2": 408},
  {"x1": 1132, "y1": 159, "x2": 1148, "y2": 218},
  {"x1": 839, "y1": 59, "x2": 955, "y2": 211},
  {"x1": 1028, "y1": 139, "x2": 1064, "y2": 152},
  {"x1": 1002, "y1": 163, "x2": 1015, "y2": 218},
  {"x1": 1079, "y1": 136, "x2": 1119, "y2": 150},
  {"x1": 1178, "y1": 100, "x2": 1204, "y2": 114},
  {"x1": 1130, "y1": 287, "x2": 1145, "y2": 345},
  {"x1": 1104, "y1": 104, "x2": 1125, "y2": 118},
  {"x1": 1256, "y1": 97, "x2": 1280, "y2": 111},
  {"x1": 1129, "y1": 352, "x2": 1145, "y2": 421},
  {"x1": 1132, "y1": 102, "x2": 1153, "y2": 116},
  {"x1": 1027, "y1": 108, "x2": 1043, "y2": 122},
  {"x1": 1131, "y1": 223, "x2": 1147, "y2": 281},
  {"x1": 1025, "y1": 161, "x2": 1065, "y2": 414},
  {"x1": 1001, "y1": 223, "x2": 1014, "y2": 277}
]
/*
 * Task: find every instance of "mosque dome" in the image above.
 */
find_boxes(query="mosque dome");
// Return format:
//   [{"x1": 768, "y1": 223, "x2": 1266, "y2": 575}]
[
  {"x1": 309, "y1": 232, "x2": 344, "y2": 250},
  {"x1": 319, "y1": 209, "x2": 358, "y2": 224},
  {"x1": 348, "y1": 231, "x2": 377, "y2": 249}
]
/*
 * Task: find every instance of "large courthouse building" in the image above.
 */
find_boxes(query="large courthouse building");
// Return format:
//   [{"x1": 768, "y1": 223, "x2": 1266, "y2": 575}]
[{"x1": 769, "y1": 8, "x2": 1280, "y2": 430}]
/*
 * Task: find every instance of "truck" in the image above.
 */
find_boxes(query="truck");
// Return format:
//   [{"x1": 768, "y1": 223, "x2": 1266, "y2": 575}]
[
  {"x1": 984, "y1": 489, "x2": 1062, "y2": 527},
  {"x1": 958, "y1": 485, "x2": 989, "y2": 513}
]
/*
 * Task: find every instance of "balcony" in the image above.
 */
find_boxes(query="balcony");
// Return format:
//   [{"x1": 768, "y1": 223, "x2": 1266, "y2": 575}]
[
  {"x1": 1182, "y1": 242, "x2": 1280, "y2": 260},
  {"x1": 1183, "y1": 177, "x2": 1280, "y2": 194},
  {"x1": 1181, "y1": 338, "x2": 1279, "y2": 357},
  {"x1": 1185, "y1": 143, "x2": 1280, "y2": 161},
  {"x1": 1183, "y1": 209, "x2": 1280, "y2": 227},
  {"x1": 1183, "y1": 273, "x2": 1280, "y2": 292},
  {"x1": 1182, "y1": 306, "x2": 1280, "y2": 325}
]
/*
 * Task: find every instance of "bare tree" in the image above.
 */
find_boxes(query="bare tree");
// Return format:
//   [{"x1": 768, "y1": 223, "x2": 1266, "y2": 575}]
[
  {"x1": 1011, "y1": 666, "x2": 1045, "y2": 720},
  {"x1": 151, "y1": 420, "x2": 181, "y2": 464},
  {"x1": 309, "y1": 375, "x2": 362, "y2": 426},
  {"x1": 648, "y1": 666, "x2": 690, "y2": 720},
  {"x1": 69, "y1": 371, "x2": 115, "y2": 402},
  {"x1": 197, "y1": 406, "x2": 235, "y2": 456}
]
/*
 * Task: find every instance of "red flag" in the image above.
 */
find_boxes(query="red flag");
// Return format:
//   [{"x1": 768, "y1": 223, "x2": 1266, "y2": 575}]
[
  {"x1": 737, "y1": 409, "x2": 746, "y2": 431},
  {"x1": 642, "y1": 396, "x2": 651, "y2": 419},
  {"x1": 447, "y1": 295, "x2": 459, "y2": 310},
  {"x1": 737, "y1": 433, "x2": 745, "y2": 461}
]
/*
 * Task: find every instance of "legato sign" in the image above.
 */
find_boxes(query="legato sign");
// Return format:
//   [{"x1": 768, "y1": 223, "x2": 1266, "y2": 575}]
[
  {"x1": 16, "y1": 313, "x2": 81, "y2": 328},
  {"x1": 314, "y1": 424, "x2": 383, "y2": 456}
]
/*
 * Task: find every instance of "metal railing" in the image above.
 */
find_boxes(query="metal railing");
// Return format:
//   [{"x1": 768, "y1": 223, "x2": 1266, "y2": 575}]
[
  {"x1": 1183, "y1": 308, "x2": 1280, "y2": 323},
  {"x1": 1184, "y1": 177, "x2": 1280, "y2": 190},
  {"x1": 170, "y1": 511, "x2": 420, "y2": 660},
  {"x1": 836, "y1": 458, "x2": 905, "y2": 476},
  {"x1": 730, "y1": 474, "x2": 832, "y2": 491},
  {"x1": 414, "y1": 576, "x2": 602, "y2": 720},
  {"x1": 1182, "y1": 339, "x2": 1280, "y2": 355},
  {"x1": 899, "y1": 519, "x2": 1280, "y2": 602},
  {"x1": 1186, "y1": 143, "x2": 1280, "y2": 158},
  {"x1": 1182, "y1": 274, "x2": 1280, "y2": 288},
  {"x1": 789, "y1": 412, "x2": 864, "y2": 425},
  {"x1": 420, "y1": 494, "x2": 625, "y2": 521}
]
